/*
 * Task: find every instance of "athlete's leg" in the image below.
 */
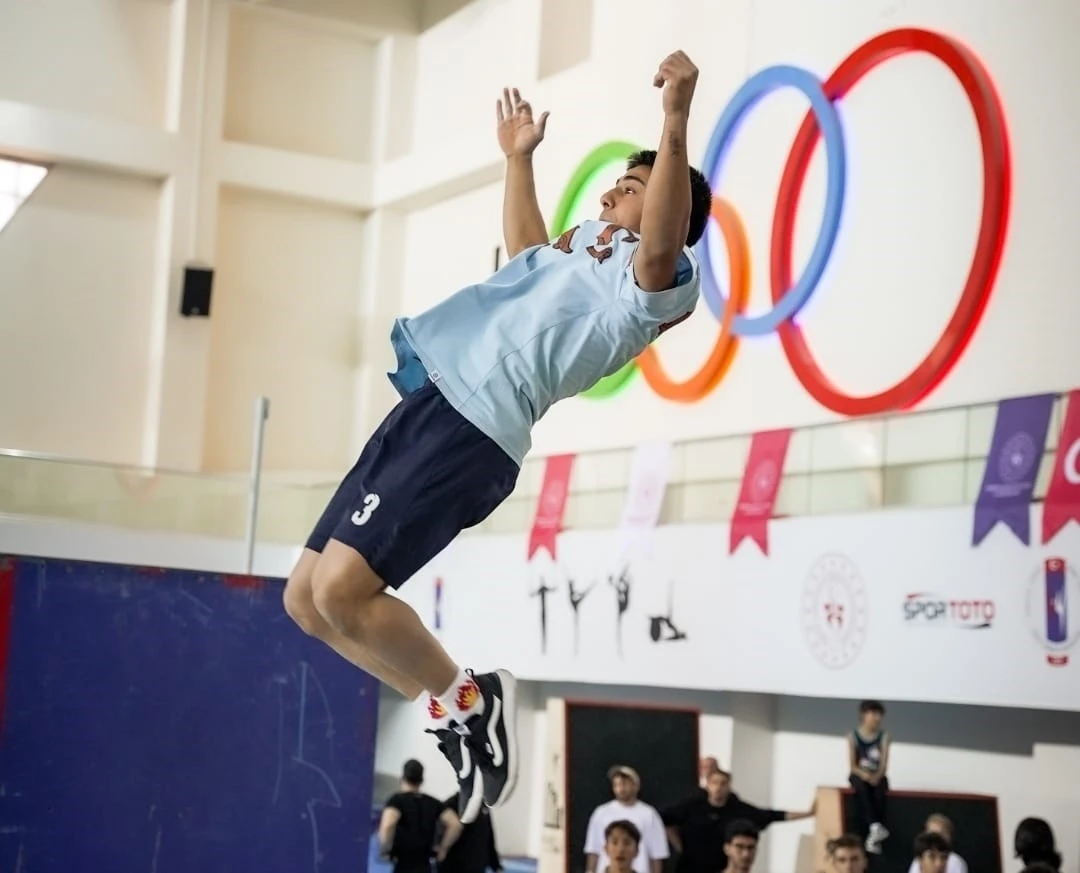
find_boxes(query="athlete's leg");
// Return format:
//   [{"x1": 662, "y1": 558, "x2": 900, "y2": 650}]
[
  {"x1": 310, "y1": 541, "x2": 459, "y2": 695},
  {"x1": 287, "y1": 380, "x2": 521, "y2": 823},
  {"x1": 310, "y1": 539, "x2": 518, "y2": 824},
  {"x1": 283, "y1": 548, "x2": 423, "y2": 700}
]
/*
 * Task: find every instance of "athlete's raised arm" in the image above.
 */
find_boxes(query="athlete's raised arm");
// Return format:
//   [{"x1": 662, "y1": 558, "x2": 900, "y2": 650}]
[
  {"x1": 496, "y1": 87, "x2": 551, "y2": 259},
  {"x1": 634, "y1": 52, "x2": 698, "y2": 292}
]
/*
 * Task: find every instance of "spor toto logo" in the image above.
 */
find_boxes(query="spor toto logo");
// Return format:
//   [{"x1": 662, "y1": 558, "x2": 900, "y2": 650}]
[
  {"x1": 903, "y1": 593, "x2": 995, "y2": 629},
  {"x1": 551, "y1": 28, "x2": 1012, "y2": 416}
]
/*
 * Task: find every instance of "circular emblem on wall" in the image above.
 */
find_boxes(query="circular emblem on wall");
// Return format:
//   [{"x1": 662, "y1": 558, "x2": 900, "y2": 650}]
[
  {"x1": 998, "y1": 432, "x2": 1037, "y2": 483},
  {"x1": 750, "y1": 459, "x2": 778, "y2": 502},
  {"x1": 801, "y1": 552, "x2": 869, "y2": 669}
]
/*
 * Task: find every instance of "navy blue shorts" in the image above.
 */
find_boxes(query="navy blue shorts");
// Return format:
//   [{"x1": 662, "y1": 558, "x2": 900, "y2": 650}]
[{"x1": 305, "y1": 380, "x2": 519, "y2": 589}]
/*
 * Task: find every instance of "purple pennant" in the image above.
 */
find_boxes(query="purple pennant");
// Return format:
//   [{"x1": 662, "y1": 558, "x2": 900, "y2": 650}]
[{"x1": 973, "y1": 393, "x2": 1056, "y2": 546}]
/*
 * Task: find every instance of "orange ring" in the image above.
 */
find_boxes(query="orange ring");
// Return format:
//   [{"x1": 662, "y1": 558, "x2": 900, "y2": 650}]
[{"x1": 636, "y1": 197, "x2": 751, "y2": 401}]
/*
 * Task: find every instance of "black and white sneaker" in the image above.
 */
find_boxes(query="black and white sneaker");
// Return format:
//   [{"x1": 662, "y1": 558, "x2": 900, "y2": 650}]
[
  {"x1": 427, "y1": 726, "x2": 484, "y2": 824},
  {"x1": 460, "y1": 669, "x2": 519, "y2": 809}
]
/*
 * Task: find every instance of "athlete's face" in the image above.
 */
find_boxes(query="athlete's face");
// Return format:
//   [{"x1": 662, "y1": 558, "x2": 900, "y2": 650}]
[{"x1": 599, "y1": 165, "x2": 651, "y2": 231}]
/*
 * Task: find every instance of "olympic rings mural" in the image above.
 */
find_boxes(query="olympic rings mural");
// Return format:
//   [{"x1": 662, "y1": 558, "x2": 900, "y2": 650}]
[{"x1": 549, "y1": 28, "x2": 1012, "y2": 417}]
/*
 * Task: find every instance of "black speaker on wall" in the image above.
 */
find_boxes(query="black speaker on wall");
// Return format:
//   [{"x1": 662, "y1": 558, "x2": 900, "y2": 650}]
[{"x1": 180, "y1": 266, "x2": 214, "y2": 317}]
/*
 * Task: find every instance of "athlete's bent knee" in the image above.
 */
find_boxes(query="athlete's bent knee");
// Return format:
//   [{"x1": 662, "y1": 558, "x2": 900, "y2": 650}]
[
  {"x1": 310, "y1": 557, "x2": 379, "y2": 637},
  {"x1": 283, "y1": 573, "x2": 323, "y2": 637}
]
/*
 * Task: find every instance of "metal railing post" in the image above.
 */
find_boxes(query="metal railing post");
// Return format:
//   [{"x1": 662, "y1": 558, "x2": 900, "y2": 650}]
[{"x1": 244, "y1": 396, "x2": 271, "y2": 575}]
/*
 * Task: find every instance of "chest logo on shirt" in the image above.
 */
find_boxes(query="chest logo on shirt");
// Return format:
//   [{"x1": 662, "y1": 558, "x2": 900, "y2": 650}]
[{"x1": 549, "y1": 224, "x2": 639, "y2": 263}]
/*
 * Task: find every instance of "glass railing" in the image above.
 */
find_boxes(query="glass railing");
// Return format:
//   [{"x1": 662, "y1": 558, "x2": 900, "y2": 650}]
[{"x1": 0, "y1": 393, "x2": 1067, "y2": 558}]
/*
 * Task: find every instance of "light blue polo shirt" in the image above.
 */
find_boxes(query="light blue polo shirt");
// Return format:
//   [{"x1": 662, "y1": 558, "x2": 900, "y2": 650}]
[{"x1": 388, "y1": 220, "x2": 700, "y2": 465}]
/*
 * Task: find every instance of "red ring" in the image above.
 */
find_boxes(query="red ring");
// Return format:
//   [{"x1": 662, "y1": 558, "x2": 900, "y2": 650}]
[{"x1": 770, "y1": 28, "x2": 1011, "y2": 417}]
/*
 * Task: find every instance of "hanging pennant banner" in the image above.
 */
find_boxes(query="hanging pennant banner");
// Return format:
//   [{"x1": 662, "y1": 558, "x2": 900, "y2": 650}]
[
  {"x1": 730, "y1": 428, "x2": 793, "y2": 556},
  {"x1": 972, "y1": 393, "x2": 1055, "y2": 546},
  {"x1": 618, "y1": 441, "x2": 672, "y2": 555},
  {"x1": 1043, "y1": 390, "x2": 1080, "y2": 545},
  {"x1": 528, "y1": 454, "x2": 576, "y2": 561}
]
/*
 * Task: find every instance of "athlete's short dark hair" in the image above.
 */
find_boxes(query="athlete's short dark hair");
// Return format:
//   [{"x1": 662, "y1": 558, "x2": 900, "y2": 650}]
[
  {"x1": 626, "y1": 150, "x2": 712, "y2": 248},
  {"x1": 859, "y1": 699, "x2": 886, "y2": 716}
]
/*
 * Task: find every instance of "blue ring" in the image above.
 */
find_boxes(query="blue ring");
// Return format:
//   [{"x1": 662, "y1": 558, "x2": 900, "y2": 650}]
[{"x1": 696, "y1": 65, "x2": 848, "y2": 336}]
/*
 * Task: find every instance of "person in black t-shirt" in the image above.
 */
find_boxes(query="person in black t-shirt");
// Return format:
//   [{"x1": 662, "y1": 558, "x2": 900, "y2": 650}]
[
  {"x1": 438, "y1": 793, "x2": 503, "y2": 873},
  {"x1": 379, "y1": 759, "x2": 463, "y2": 873},
  {"x1": 662, "y1": 769, "x2": 814, "y2": 873}
]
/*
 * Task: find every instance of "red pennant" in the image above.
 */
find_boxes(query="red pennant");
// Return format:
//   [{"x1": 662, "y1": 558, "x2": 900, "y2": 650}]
[
  {"x1": 528, "y1": 454, "x2": 575, "y2": 560},
  {"x1": 1043, "y1": 390, "x2": 1080, "y2": 544},
  {"x1": 730, "y1": 429, "x2": 793, "y2": 556}
]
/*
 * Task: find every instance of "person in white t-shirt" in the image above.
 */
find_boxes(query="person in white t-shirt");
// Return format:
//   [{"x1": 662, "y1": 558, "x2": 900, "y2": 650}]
[
  {"x1": 906, "y1": 814, "x2": 968, "y2": 873},
  {"x1": 584, "y1": 766, "x2": 669, "y2": 873}
]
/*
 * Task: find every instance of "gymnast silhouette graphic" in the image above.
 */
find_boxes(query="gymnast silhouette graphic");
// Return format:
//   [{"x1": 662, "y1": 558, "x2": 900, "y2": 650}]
[
  {"x1": 567, "y1": 577, "x2": 596, "y2": 655},
  {"x1": 531, "y1": 577, "x2": 557, "y2": 653},
  {"x1": 609, "y1": 568, "x2": 632, "y2": 657}
]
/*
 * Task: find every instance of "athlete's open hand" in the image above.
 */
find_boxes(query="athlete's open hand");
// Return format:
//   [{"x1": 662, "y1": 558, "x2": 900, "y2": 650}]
[
  {"x1": 496, "y1": 87, "x2": 549, "y2": 157},
  {"x1": 653, "y1": 51, "x2": 699, "y2": 117}
]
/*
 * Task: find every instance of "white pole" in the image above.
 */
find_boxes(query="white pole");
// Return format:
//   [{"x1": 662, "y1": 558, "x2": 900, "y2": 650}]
[{"x1": 244, "y1": 396, "x2": 270, "y2": 575}]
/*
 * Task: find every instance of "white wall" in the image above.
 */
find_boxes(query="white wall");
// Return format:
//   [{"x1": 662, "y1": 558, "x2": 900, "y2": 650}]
[
  {"x1": 0, "y1": 0, "x2": 384, "y2": 472},
  {"x1": 395, "y1": 0, "x2": 1080, "y2": 457},
  {"x1": 0, "y1": 166, "x2": 163, "y2": 463},
  {"x1": 0, "y1": 0, "x2": 172, "y2": 126},
  {"x1": 203, "y1": 187, "x2": 366, "y2": 473},
  {"x1": 224, "y1": 5, "x2": 377, "y2": 162},
  {"x1": 5, "y1": 0, "x2": 1080, "y2": 485}
]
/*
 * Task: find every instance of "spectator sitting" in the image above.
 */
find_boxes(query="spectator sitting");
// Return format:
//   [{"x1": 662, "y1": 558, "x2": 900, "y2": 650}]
[
  {"x1": 1014, "y1": 817, "x2": 1062, "y2": 871},
  {"x1": 721, "y1": 820, "x2": 759, "y2": 873},
  {"x1": 584, "y1": 765, "x2": 669, "y2": 873},
  {"x1": 912, "y1": 832, "x2": 951, "y2": 873},
  {"x1": 826, "y1": 834, "x2": 867, "y2": 873},
  {"x1": 847, "y1": 700, "x2": 891, "y2": 854},
  {"x1": 603, "y1": 820, "x2": 643, "y2": 873},
  {"x1": 906, "y1": 814, "x2": 968, "y2": 873}
]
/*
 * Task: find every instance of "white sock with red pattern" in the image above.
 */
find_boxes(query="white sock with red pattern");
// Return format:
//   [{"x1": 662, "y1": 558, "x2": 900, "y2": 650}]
[{"x1": 434, "y1": 668, "x2": 486, "y2": 727}]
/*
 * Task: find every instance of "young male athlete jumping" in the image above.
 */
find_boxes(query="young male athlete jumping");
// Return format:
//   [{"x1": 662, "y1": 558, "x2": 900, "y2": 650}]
[{"x1": 282, "y1": 50, "x2": 713, "y2": 824}]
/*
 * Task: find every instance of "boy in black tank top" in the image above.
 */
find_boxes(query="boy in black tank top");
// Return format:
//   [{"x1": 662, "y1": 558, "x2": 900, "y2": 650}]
[{"x1": 847, "y1": 700, "x2": 891, "y2": 855}]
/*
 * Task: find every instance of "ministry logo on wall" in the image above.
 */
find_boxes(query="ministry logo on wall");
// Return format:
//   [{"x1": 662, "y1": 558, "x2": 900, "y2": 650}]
[
  {"x1": 801, "y1": 553, "x2": 868, "y2": 670},
  {"x1": 1026, "y1": 557, "x2": 1080, "y2": 666},
  {"x1": 903, "y1": 593, "x2": 995, "y2": 630}
]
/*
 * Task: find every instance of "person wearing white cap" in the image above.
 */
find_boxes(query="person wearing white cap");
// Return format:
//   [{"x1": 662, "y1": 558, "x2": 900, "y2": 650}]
[{"x1": 584, "y1": 765, "x2": 670, "y2": 873}]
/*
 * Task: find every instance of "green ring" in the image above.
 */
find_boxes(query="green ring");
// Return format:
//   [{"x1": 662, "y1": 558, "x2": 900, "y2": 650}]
[{"x1": 549, "y1": 141, "x2": 642, "y2": 399}]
